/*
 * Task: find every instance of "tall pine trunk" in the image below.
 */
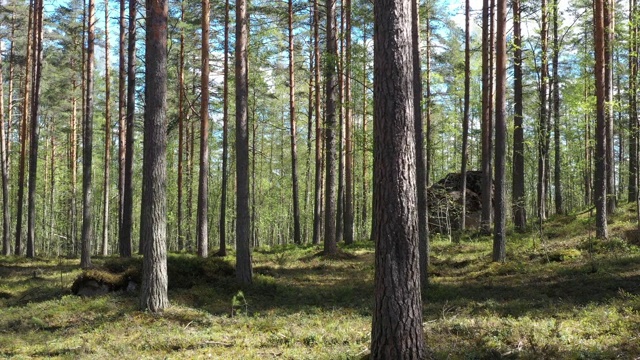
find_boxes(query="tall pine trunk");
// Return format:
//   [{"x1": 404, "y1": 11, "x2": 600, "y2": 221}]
[
  {"x1": 552, "y1": 0, "x2": 563, "y2": 215},
  {"x1": 460, "y1": 0, "x2": 470, "y2": 230},
  {"x1": 493, "y1": 0, "x2": 507, "y2": 262},
  {"x1": 120, "y1": 0, "x2": 136, "y2": 256},
  {"x1": 102, "y1": 0, "x2": 112, "y2": 256},
  {"x1": 118, "y1": 0, "x2": 127, "y2": 256},
  {"x1": 512, "y1": 0, "x2": 526, "y2": 230},
  {"x1": 197, "y1": 0, "x2": 210, "y2": 258},
  {"x1": 344, "y1": 0, "x2": 354, "y2": 245},
  {"x1": 140, "y1": 0, "x2": 169, "y2": 312},
  {"x1": 594, "y1": 0, "x2": 608, "y2": 239},
  {"x1": 81, "y1": 0, "x2": 96, "y2": 268},
  {"x1": 289, "y1": 0, "x2": 302, "y2": 245},
  {"x1": 370, "y1": 0, "x2": 425, "y2": 354},
  {"x1": 236, "y1": 0, "x2": 253, "y2": 283},
  {"x1": 218, "y1": 0, "x2": 230, "y2": 255}
]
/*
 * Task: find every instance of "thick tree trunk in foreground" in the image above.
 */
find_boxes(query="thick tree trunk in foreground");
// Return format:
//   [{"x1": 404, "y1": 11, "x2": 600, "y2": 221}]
[
  {"x1": 140, "y1": 0, "x2": 169, "y2": 312},
  {"x1": 118, "y1": 0, "x2": 127, "y2": 255},
  {"x1": 218, "y1": 0, "x2": 230, "y2": 255},
  {"x1": 289, "y1": 0, "x2": 302, "y2": 245},
  {"x1": 370, "y1": 0, "x2": 425, "y2": 356},
  {"x1": 480, "y1": 0, "x2": 493, "y2": 233},
  {"x1": 102, "y1": 0, "x2": 112, "y2": 256},
  {"x1": 460, "y1": 0, "x2": 470, "y2": 231},
  {"x1": 0, "y1": 32, "x2": 9, "y2": 256}
]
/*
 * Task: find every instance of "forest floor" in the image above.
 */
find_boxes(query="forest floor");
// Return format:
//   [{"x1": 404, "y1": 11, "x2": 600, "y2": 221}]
[{"x1": 1, "y1": 206, "x2": 640, "y2": 359}]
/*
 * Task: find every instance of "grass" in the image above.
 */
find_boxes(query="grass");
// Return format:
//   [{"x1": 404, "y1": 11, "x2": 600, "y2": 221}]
[{"x1": 1, "y1": 209, "x2": 640, "y2": 359}]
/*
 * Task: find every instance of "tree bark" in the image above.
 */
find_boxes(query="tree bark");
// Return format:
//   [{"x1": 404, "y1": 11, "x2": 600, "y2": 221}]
[
  {"x1": 594, "y1": 0, "x2": 608, "y2": 239},
  {"x1": 289, "y1": 0, "x2": 302, "y2": 245},
  {"x1": 344, "y1": 0, "x2": 354, "y2": 245},
  {"x1": 177, "y1": 0, "x2": 186, "y2": 252},
  {"x1": 512, "y1": 0, "x2": 526, "y2": 230},
  {"x1": 102, "y1": 0, "x2": 112, "y2": 256},
  {"x1": 312, "y1": 0, "x2": 323, "y2": 245},
  {"x1": 460, "y1": 0, "x2": 470, "y2": 231},
  {"x1": 0, "y1": 28, "x2": 10, "y2": 256},
  {"x1": 15, "y1": 1, "x2": 33, "y2": 256},
  {"x1": 118, "y1": 0, "x2": 127, "y2": 256},
  {"x1": 81, "y1": 0, "x2": 96, "y2": 268},
  {"x1": 236, "y1": 0, "x2": 253, "y2": 283},
  {"x1": 605, "y1": 0, "x2": 616, "y2": 214},
  {"x1": 140, "y1": 0, "x2": 169, "y2": 312},
  {"x1": 552, "y1": 0, "x2": 563, "y2": 215},
  {"x1": 629, "y1": 0, "x2": 638, "y2": 204},
  {"x1": 218, "y1": 0, "x2": 230, "y2": 255},
  {"x1": 538, "y1": 0, "x2": 549, "y2": 221},
  {"x1": 197, "y1": 0, "x2": 210, "y2": 258},
  {"x1": 480, "y1": 0, "x2": 493, "y2": 233},
  {"x1": 324, "y1": 0, "x2": 339, "y2": 255},
  {"x1": 370, "y1": 0, "x2": 425, "y2": 355},
  {"x1": 493, "y1": 0, "x2": 507, "y2": 262},
  {"x1": 120, "y1": 0, "x2": 136, "y2": 257}
]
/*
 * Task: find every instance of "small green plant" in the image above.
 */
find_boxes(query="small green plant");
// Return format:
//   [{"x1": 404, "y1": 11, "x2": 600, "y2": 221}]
[{"x1": 231, "y1": 290, "x2": 248, "y2": 317}]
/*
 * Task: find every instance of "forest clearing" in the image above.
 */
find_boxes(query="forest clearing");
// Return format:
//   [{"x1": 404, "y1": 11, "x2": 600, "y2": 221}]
[{"x1": 1, "y1": 209, "x2": 639, "y2": 359}]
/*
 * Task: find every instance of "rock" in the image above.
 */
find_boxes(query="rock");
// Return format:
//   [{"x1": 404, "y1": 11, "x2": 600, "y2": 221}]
[
  {"x1": 76, "y1": 280, "x2": 110, "y2": 297},
  {"x1": 427, "y1": 171, "x2": 492, "y2": 233}
]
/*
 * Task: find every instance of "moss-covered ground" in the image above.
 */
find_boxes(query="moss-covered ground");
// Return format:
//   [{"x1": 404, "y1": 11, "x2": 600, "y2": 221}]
[{"x1": 1, "y1": 206, "x2": 640, "y2": 359}]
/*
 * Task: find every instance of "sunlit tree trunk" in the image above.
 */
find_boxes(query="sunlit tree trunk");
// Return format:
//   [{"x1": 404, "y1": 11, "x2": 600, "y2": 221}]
[
  {"x1": 177, "y1": 0, "x2": 186, "y2": 252},
  {"x1": 594, "y1": 0, "x2": 608, "y2": 239},
  {"x1": 370, "y1": 0, "x2": 425, "y2": 354},
  {"x1": 344, "y1": 0, "x2": 354, "y2": 245},
  {"x1": 552, "y1": 0, "x2": 563, "y2": 215},
  {"x1": 605, "y1": 0, "x2": 616, "y2": 215},
  {"x1": 289, "y1": 0, "x2": 302, "y2": 245},
  {"x1": 118, "y1": 0, "x2": 127, "y2": 256},
  {"x1": 120, "y1": 0, "x2": 136, "y2": 256},
  {"x1": 197, "y1": 0, "x2": 210, "y2": 258},
  {"x1": 102, "y1": 0, "x2": 112, "y2": 256},
  {"x1": 312, "y1": 0, "x2": 323, "y2": 245},
  {"x1": 140, "y1": 0, "x2": 169, "y2": 312},
  {"x1": 493, "y1": 0, "x2": 506, "y2": 262},
  {"x1": 512, "y1": 0, "x2": 526, "y2": 230},
  {"x1": 218, "y1": 0, "x2": 230, "y2": 255},
  {"x1": 80, "y1": 0, "x2": 96, "y2": 268},
  {"x1": 15, "y1": 1, "x2": 33, "y2": 256},
  {"x1": 480, "y1": 0, "x2": 493, "y2": 233},
  {"x1": 236, "y1": 0, "x2": 253, "y2": 283},
  {"x1": 0, "y1": 25, "x2": 9, "y2": 256},
  {"x1": 324, "y1": 0, "x2": 339, "y2": 255},
  {"x1": 460, "y1": 0, "x2": 470, "y2": 230}
]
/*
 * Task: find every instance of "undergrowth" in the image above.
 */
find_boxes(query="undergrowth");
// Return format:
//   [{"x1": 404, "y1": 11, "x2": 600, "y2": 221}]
[{"x1": 1, "y1": 209, "x2": 639, "y2": 358}]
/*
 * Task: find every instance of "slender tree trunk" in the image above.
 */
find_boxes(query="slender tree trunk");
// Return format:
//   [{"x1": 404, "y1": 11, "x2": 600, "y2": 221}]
[
  {"x1": 15, "y1": 1, "x2": 33, "y2": 256},
  {"x1": 605, "y1": 0, "x2": 616, "y2": 214},
  {"x1": 361, "y1": 27, "x2": 368, "y2": 239},
  {"x1": 140, "y1": 0, "x2": 169, "y2": 312},
  {"x1": 118, "y1": 0, "x2": 127, "y2": 256},
  {"x1": 177, "y1": 0, "x2": 186, "y2": 252},
  {"x1": 460, "y1": 0, "x2": 470, "y2": 231},
  {"x1": 370, "y1": 0, "x2": 425, "y2": 354},
  {"x1": 218, "y1": 0, "x2": 230, "y2": 255},
  {"x1": 344, "y1": 0, "x2": 354, "y2": 245},
  {"x1": 197, "y1": 0, "x2": 210, "y2": 258},
  {"x1": 312, "y1": 0, "x2": 323, "y2": 245},
  {"x1": 552, "y1": 0, "x2": 563, "y2": 215},
  {"x1": 538, "y1": 0, "x2": 549, "y2": 222},
  {"x1": 120, "y1": 0, "x2": 136, "y2": 257},
  {"x1": 102, "y1": 0, "x2": 112, "y2": 256},
  {"x1": 236, "y1": 0, "x2": 253, "y2": 283},
  {"x1": 629, "y1": 0, "x2": 638, "y2": 203},
  {"x1": 81, "y1": 0, "x2": 96, "y2": 268},
  {"x1": 594, "y1": 0, "x2": 608, "y2": 239},
  {"x1": 324, "y1": 0, "x2": 339, "y2": 255},
  {"x1": 480, "y1": 0, "x2": 493, "y2": 233},
  {"x1": 512, "y1": 0, "x2": 526, "y2": 230},
  {"x1": 27, "y1": 0, "x2": 44, "y2": 259},
  {"x1": 289, "y1": 0, "x2": 302, "y2": 245},
  {"x1": 0, "y1": 33, "x2": 10, "y2": 256},
  {"x1": 336, "y1": 3, "x2": 344, "y2": 246},
  {"x1": 493, "y1": 0, "x2": 507, "y2": 262},
  {"x1": 411, "y1": 0, "x2": 428, "y2": 287}
]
